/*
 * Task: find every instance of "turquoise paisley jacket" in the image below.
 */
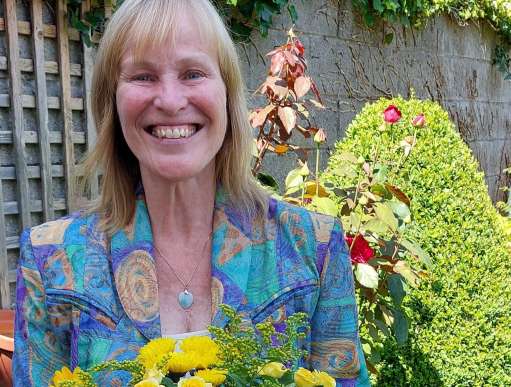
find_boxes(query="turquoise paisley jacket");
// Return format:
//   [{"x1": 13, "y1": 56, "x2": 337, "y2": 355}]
[{"x1": 13, "y1": 189, "x2": 370, "y2": 386}]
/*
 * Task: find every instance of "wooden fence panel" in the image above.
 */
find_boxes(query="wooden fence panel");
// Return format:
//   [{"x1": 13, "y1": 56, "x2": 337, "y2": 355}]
[
  {"x1": 0, "y1": 0, "x2": 93, "y2": 308},
  {"x1": 31, "y1": 0, "x2": 53, "y2": 221}
]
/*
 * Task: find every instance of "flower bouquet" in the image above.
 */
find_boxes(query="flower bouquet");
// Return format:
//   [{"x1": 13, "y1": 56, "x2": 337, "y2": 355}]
[{"x1": 50, "y1": 305, "x2": 335, "y2": 387}]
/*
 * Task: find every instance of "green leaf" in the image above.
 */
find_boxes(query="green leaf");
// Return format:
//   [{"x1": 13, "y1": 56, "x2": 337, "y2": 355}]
[
  {"x1": 389, "y1": 201, "x2": 411, "y2": 223},
  {"x1": 373, "y1": 0, "x2": 384, "y2": 13},
  {"x1": 364, "y1": 219, "x2": 388, "y2": 234},
  {"x1": 384, "y1": 32, "x2": 394, "y2": 44},
  {"x1": 400, "y1": 239, "x2": 432, "y2": 268},
  {"x1": 355, "y1": 263, "x2": 379, "y2": 288},
  {"x1": 388, "y1": 273, "x2": 406, "y2": 305},
  {"x1": 257, "y1": 172, "x2": 279, "y2": 191},
  {"x1": 392, "y1": 308, "x2": 409, "y2": 345},
  {"x1": 393, "y1": 260, "x2": 419, "y2": 287},
  {"x1": 312, "y1": 197, "x2": 339, "y2": 217},
  {"x1": 285, "y1": 167, "x2": 304, "y2": 192},
  {"x1": 374, "y1": 203, "x2": 398, "y2": 231},
  {"x1": 161, "y1": 377, "x2": 177, "y2": 387},
  {"x1": 287, "y1": 4, "x2": 298, "y2": 23}
]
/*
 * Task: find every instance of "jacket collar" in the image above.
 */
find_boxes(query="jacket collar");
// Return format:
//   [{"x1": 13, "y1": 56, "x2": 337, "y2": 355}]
[{"x1": 110, "y1": 187, "x2": 258, "y2": 339}]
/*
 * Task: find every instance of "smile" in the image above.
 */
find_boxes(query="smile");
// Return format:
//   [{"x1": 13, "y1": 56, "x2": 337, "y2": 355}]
[{"x1": 148, "y1": 124, "x2": 200, "y2": 139}]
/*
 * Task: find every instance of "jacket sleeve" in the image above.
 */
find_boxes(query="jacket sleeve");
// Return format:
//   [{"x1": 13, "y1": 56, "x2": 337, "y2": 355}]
[
  {"x1": 309, "y1": 219, "x2": 371, "y2": 386},
  {"x1": 13, "y1": 229, "x2": 70, "y2": 386}
]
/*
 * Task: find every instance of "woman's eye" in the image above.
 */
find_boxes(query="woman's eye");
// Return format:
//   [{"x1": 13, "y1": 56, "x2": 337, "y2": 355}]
[
  {"x1": 133, "y1": 74, "x2": 155, "y2": 82},
  {"x1": 184, "y1": 70, "x2": 205, "y2": 80}
]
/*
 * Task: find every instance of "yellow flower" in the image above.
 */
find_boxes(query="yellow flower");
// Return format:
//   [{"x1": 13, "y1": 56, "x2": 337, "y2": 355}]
[
  {"x1": 51, "y1": 366, "x2": 85, "y2": 386},
  {"x1": 134, "y1": 367, "x2": 165, "y2": 387},
  {"x1": 258, "y1": 362, "x2": 287, "y2": 378},
  {"x1": 180, "y1": 336, "x2": 218, "y2": 355},
  {"x1": 195, "y1": 368, "x2": 227, "y2": 385},
  {"x1": 314, "y1": 370, "x2": 336, "y2": 387},
  {"x1": 177, "y1": 376, "x2": 213, "y2": 387},
  {"x1": 294, "y1": 367, "x2": 318, "y2": 387},
  {"x1": 134, "y1": 381, "x2": 161, "y2": 387},
  {"x1": 165, "y1": 352, "x2": 199, "y2": 374},
  {"x1": 137, "y1": 338, "x2": 176, "y2": 370},
  {"x1": 180, "y1": 336, "x2": 219, "y2": 368}
]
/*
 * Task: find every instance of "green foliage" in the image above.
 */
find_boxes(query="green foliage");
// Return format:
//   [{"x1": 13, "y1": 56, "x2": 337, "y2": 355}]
[
  {"x1": 323, "y1": 96, "x2": 511, "y2": 385},
  {"x1": 352, "y1": 0, "x2": 511, "y2": 78},
  {"x1": 66, "y1": 0, "x2": 298, "y2": 45},
  {"x1": 209, "y1": 304, "x2": 308, "y2": 386},
  {"x1": 213, "y1": 0, "x2": 298, "y2": 41}
]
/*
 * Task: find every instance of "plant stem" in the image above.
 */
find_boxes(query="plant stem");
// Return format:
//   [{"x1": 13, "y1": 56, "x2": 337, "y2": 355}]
[{"x1": 315, "y1": 144, "x2": 320, "y2": 196}]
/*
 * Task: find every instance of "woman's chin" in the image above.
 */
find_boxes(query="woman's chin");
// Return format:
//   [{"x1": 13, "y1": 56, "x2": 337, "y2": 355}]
[{"x1": 142, "y1": 162, "x2": 214, "y2": 184}]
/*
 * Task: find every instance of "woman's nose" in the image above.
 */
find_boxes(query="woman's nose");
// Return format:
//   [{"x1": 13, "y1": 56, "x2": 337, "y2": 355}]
[{"x1": 153, "y1": 80, "x2": 187, "y2": 114}]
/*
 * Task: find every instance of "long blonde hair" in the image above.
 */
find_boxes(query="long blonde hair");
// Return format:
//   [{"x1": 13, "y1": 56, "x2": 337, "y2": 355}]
[{"x1": 80, "y1": 0, "x2": 267, "y2": 234}]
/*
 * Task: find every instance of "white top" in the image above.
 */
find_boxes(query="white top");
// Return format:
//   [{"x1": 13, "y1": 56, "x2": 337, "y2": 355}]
[
  {"x1": 163, "y1": 329, "x2": 210, "y2": 340},
  {"x1": 163, "y1": 329, "x2": 211, "y2": 352}
]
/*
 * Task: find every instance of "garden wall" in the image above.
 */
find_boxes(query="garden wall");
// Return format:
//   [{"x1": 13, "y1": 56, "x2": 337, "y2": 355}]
[
  {"x1": 0, "y1": 0, "x2": 509, "y2": 309},
  {"x1": 241, "y1": 0, "x2": 510, "y2": 203}
]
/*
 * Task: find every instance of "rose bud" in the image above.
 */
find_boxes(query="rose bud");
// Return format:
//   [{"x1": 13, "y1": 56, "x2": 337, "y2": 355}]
[
  {"x1": 313, "y1": 128, "x2": 327, "y2": 144},
  {"x1": 383, "y1": 105, "x2": 402, "y2": 124},
  {"x1": 412, "y1": 113, "x2": 425, "y2": 127}
]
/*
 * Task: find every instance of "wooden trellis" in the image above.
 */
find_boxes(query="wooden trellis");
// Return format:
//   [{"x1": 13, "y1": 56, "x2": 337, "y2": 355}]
[{"x1": 0, "y1": 0, "x2": 98, "y2": 309}]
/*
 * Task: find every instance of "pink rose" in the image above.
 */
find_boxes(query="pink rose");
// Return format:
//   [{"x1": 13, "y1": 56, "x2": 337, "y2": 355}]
[
  {"x1": 412, "y1": 113, "x2": 425, "y2": 127},
  {"x1": 345, "y1": 234, "x2": 375, "y2": 264},
  {"x1": 383, "y1": 105, "x2": 402, "y2": 124}
]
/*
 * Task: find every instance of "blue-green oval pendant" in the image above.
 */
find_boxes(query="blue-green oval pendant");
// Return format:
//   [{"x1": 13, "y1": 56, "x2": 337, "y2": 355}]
[{"x1": 178, "y1": 290, "x2": 194, "y2": 309}]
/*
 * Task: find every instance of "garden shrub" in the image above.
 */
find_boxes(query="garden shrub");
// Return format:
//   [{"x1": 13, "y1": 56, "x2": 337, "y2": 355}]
[{"x1": 322, "y1": 96, "x2": 511, "y2": 386}]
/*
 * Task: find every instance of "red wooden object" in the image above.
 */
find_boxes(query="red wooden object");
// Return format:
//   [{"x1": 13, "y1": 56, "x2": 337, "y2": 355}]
[{"x1": 0, "y1": 310, "x2": 14, "y2": 387}]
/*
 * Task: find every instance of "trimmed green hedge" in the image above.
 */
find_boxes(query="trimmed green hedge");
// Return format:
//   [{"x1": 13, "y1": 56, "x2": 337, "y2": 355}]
[{"x1": 323, "y1": 96, "x2": 511, "y2": 386}]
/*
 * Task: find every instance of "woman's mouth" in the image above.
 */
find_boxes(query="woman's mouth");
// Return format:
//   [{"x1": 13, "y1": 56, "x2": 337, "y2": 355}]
[{"x1": 147, "y1": 124, "x2": 200, "y2": 139}]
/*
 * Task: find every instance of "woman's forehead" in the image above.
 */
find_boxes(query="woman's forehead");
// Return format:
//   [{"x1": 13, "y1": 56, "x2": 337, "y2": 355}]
[{"x1": 120, "y1": 14, "x2": 215, "y2": 64}]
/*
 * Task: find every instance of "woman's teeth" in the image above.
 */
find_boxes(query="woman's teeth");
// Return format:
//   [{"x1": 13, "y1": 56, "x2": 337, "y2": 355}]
[{"x1": 151, "y1": 126, "x2": 197, "y2": 139}]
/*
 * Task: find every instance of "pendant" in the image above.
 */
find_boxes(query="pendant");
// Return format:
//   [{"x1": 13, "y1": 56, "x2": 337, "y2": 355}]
[{"x1": 178, "y1": 289, "x2": 194, "y2": 310}]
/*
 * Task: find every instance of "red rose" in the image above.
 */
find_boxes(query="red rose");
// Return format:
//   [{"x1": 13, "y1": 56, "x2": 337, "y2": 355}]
[
  {"x1": 345, "y1": 234, "x2": 375, "y2": 264},
  {"x1": 412, "y1": 113, "x2": 425, "y2": 127},
  {"x1": 383, "y1": 105, "x2": 402, "y2": 124}
]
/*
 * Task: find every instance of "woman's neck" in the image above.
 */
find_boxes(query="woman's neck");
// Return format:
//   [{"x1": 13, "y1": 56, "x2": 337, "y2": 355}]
[{"x1": 141, "y1": 164, "x2": 216, "y2": 245}]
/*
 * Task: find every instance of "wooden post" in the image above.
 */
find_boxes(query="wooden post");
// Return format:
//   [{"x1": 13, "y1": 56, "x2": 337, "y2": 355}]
[
  {"x1": 56, "y1": 0, "x2": 76, "y2": 212},
  {"x1": 81, "y1": 0, "x2": 99, "y2": 199},
  {"x1": 4, "y1": 0, "x2": 31, "y2": 230},
  {"x1": 0, "y1": 179, "x2": 9, "y2": 309},
  {"x1": 31, "y1": 0, "x2": 54, "y2": 222}
]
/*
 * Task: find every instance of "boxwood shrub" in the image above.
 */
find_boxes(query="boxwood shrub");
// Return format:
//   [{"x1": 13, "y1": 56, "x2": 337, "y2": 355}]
[{"x1": 322, "y1": 96, "x2": 511, "y2": 386}]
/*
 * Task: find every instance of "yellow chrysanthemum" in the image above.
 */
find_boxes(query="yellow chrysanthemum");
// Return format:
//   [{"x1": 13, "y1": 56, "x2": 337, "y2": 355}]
[
  {"x1": 313, "y1": 370, "x2": 336, "y2": 387},
  {"x1": 294, "y1": 367, "x2": 317, "y2": 387},
  {"x1": 51, "y1": 366, "x2": 85, "y2": 386},
  {"x1": 180, "y1": 336, "x2": 218, "y2": 355},
  {"x1": 195, "y1": 368, "x2": 227, "y2": 385},
  {"x1": 179, "y1": 336, "x2": 219, "y2": 368},
  {"x1": 177, "y1": 376, "x2": 212, "y2": 387},
  {"x1": 164, "y1": 352, "x2": 199, "y2": 374},
  {"x1": 137, "y1": 338, "x2": 176, "y2": 370},
  {"x1": 134, "y1": 367, "x2": 165, "y2": 387}
]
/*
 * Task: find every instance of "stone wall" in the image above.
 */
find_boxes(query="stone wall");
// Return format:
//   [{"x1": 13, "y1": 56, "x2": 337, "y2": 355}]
[{"x1": 238, "y1": 0, "x2": 510, "y2": 202}]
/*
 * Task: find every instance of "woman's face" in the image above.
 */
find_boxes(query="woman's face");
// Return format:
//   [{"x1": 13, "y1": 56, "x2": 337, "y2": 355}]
[{"x1": 116, "y1": 19, "x2": 227, "y2": 183}]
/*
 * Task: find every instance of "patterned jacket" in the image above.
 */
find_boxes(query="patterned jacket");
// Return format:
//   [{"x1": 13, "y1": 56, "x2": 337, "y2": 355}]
[{"x1": 13, "y1": 188, "x2": 370, "y2": 386}]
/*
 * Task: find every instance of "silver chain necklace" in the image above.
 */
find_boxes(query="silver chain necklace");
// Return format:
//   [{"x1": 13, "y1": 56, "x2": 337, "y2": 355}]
[{"x1": 153, "y1": 234, "x2": 212, "y2": 311}]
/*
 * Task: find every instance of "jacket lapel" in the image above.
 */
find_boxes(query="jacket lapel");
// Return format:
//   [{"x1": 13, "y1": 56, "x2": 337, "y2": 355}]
[
  {"x1": 110, "y1": 198, "x2": 161, "y2": 340},
  {"x1": 110, "y1": 188, "x2": 259, "y2": 338},
  {"x1": 210, "y1": 189, "x2": 258, "y2": 327}
]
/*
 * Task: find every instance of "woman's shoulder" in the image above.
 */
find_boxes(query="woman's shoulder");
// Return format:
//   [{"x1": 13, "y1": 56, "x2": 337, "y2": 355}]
[
  {"x1": 21, "y1": 209, "x2": 101, "y2": 249},
  {"x1": 268, "y1": 197, "x2": 341, "y2": 242}
]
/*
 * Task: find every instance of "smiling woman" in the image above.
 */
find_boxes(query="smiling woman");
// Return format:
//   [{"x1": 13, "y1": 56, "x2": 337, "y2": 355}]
[{"x1": 12, "y1": 0, "x2": 369, "y2": 386}]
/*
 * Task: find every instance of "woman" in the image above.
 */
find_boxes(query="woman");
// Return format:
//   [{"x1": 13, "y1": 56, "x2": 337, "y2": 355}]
[{"x1": 13, "y1": 0, "x2": 369, "y2": 385}]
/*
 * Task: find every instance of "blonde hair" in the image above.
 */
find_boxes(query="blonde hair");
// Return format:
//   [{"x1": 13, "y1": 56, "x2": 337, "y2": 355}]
[{"x1": 80, "y1": 0, "x2": 267, "y2": 234}]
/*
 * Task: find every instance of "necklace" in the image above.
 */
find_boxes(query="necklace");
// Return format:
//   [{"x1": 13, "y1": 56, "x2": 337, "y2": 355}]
[{"x1": 153, "y1": 233, "x2": 212, "y2": 311}]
